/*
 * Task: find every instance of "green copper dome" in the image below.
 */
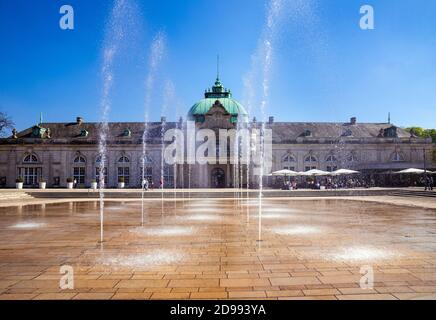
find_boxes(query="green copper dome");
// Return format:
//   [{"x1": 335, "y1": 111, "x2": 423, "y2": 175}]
[{"x1": 188, "y1": 77, "x2": 248, "y2": 123}]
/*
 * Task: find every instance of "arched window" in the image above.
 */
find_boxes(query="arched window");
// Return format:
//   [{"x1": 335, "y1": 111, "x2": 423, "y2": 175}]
[
  {"x1": 74, "y1": 156, "x2": 86, "y2": 163},
  {"x1": 23, "y1": 154, "x2": 38, "y2": 163},
  {"x1": 325, "y1": 155, "x2": 338, "y2": 162},
  {"x1": 118, "y1": 156, "x2": 130, "y2": 163},
  {"x1": 305, "y1": 155, "x2": 317, "y2": 162},
  {"x1": 282, "y1": 154, "x2": 296, "y2": 171},
  {"x1": 304, "y1": 154, "x2": 317, "y2": 171},
  {"x1": 117, "y1": 156, "x2": 130, "y2": 185},
  {"x1": 325, "y1": 154, "x2": 338, "y2": 172},
  {"x1": 325, "y1": 154, "x2": 337, "y2": 172},
  {"x1": 72, "y1": 155, "x2": 86, "y2": 185},
  {"x1": 391, "y1": 152, "x2": 405, "y2": 162},
  {"x1": 20, "y1": 153, "x2": 40, "y2": 186},
  {"x1": 283, "y1": 154, "x2": 296, "y2": 163}
]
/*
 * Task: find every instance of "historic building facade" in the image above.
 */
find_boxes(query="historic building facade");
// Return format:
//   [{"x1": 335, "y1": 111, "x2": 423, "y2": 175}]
[{"x1": 0, "y1": 77, "x2": 433, "y2": 188}]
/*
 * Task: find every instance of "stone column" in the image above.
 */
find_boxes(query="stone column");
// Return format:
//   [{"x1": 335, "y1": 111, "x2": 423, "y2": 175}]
[
  {"x1": 7, "y1": 149, "x2": 17, "y2": 188},
  {"x1": 86, "y1": 150, "x2": 93, "y2": 187},
  {"x1": 226, "y1": 164, "x2": 232, "y2": 188},
  {"x1": 41, "y1": 147, "x2": 50, "y2": 184}
]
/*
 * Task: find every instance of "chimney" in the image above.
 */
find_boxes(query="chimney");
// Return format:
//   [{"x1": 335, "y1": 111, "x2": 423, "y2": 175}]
[
  {"x1": 161, "y1": 116, "x2": 166, "y2": 123},
  {"x1": 350, "y1": 117, "x2": 357, "y2": 125},
  {"x1": 76, "y1": 117, "x2": 83, "y2": 125},
  {"x1": 269, "y1": 116, "x2": 274, "y2": 124}
]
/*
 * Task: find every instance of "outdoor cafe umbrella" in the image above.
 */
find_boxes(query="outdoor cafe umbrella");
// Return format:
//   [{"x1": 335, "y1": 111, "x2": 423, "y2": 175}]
[
  {"x1": 298, "y1": 169, "x2": 330, "y2": 176},
  {"x1": 331, "y1": 169, "x2": 360, "y2": 176},
  {"x1": 393, "y1": 168, "x2": 430, "y2": 174},
  {"x1": 270, "y1": 169, "x2": 299, "y2": 183},
  {"x1": 271, "y1": 169, "x2": 299, "y2": 176}
]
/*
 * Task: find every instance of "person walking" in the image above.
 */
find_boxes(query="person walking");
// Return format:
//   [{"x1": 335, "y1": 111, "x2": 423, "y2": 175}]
[
  {"x1": 424, "y1": 175, "x2": 430, "y2": 191},
  {"x1": 430, "y1": 176, "x2": 434, "y2": 191}
]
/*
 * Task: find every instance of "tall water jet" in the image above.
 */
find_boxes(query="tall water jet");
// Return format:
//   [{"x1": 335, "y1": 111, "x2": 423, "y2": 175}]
[
  {"x1": 160, "y1": 80, "x2": 175, "y2": 217},
  {"x1": 162, "y1": 80, "x2": 178, "y2": 214},
  {"x1": 97, "y1": 0, "x2": 138, "y2": 243},
  {"x1": 140, "y1": 117, "x2": 149, "y2": 226},
  {"x1": 141, "y1": 32, "x2": 166, "y2": 225},
  {"x1": 243, "y1": 0, "x2": 285, "y2": 242},
  {"x1": 160, "y1": 117, "x2": 165, "y2": 217}
]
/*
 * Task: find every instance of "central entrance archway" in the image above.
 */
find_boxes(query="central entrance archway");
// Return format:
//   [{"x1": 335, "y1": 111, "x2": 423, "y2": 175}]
[{"x1": 211, "y1": 167, "x2": 226, "y2": 188}]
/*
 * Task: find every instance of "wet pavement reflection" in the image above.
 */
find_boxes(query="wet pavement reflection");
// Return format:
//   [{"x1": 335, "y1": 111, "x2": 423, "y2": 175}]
[{"x1": 0, "y1": 199, "x2": 435, "y2": 300}]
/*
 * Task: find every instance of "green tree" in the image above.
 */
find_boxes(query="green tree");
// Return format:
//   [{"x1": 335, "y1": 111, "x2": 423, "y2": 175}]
[
  {"x1": 425, "y1": 129, "x2": 436, "y2": 143},
  {"x1": 405, "y1": 127, "x2": 436, "y2": 143},
  {"x1": 405, "y1": 127, "x2": 425, "y2": 137}
]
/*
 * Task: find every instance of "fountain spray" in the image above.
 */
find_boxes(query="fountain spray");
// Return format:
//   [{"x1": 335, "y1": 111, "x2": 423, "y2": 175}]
[
  {"x1": 141, "y1": 32, "x2": 166, "y2": 225},
  {"x1": 97, "y1": 0, "x2": 138, "y2": 243}
]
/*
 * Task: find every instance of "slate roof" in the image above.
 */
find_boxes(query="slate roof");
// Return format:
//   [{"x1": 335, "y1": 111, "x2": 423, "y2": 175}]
[
  {"x1": 0, "y1": 121, "x2": 421, "y2": 145},
  {"x1": 265, "y1": 122, "x2": 413, "y2": 143}
]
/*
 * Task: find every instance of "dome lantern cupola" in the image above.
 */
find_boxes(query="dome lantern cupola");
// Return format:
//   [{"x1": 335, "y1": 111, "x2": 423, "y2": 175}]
[
  {"x1": 205, "y1": 76, "x2": 231, "y2": 99},
  {"x1": 188, "y1": 72, "x2": 248, "y2": 124}
]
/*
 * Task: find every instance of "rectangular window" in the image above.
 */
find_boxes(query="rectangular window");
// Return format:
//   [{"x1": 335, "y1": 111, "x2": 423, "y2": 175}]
[
  {"x1": 118, "y1": 167, "x2": 130, "y2": 186},
  {"x1": 73, "y1": 167, "x2": 85, "y2": 185},
  {"x1": 18, "y1": 167, "x2": 40, "y2": 186},
  {"x1": 163, "y1": 166, "x2": 174, "y2": 188},
  {"x1": 139, "y1": 167, "x2": 153, "y2": 185},
  {"x1": 95, "y1": 167, "x2": 107, "y2": 184}
]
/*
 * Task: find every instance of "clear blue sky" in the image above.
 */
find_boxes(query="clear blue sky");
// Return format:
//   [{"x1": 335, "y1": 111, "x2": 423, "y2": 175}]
[{"x1": 1, "y1": 0, "x2": 435, "y2": 131}]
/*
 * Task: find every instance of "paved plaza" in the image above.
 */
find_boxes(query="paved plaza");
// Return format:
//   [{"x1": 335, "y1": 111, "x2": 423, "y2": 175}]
[{"x1": 0, "y1": 196, "x2": 435, "y2": 300}]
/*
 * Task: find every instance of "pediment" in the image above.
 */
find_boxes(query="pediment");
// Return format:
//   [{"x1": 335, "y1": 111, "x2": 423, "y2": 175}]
[{"x1": 205, "y1": 100, "x2": 230, "y2": 117}]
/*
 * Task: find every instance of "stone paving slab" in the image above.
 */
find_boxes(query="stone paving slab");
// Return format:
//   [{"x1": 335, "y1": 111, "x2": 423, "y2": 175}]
[{"x1": 0, "y1": 198, "x2": 435, "y2": 300}]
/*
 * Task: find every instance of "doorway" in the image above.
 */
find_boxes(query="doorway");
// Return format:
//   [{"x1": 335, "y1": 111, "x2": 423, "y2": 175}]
[{"x1": 211, "y1": 167, "x2": 226, "y2": 188}]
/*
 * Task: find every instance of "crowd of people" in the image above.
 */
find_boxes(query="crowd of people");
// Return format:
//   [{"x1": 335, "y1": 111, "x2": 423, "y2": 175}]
[
  {"x1": 278, "y1": 174, "x2": 435, "y2": 191},
  {"x1": 423, "y1": 175, "x2": 434, "y2": 191}
]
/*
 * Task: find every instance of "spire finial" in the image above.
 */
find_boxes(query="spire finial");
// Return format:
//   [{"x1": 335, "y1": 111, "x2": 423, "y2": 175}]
[
  {"x1": 39, "y1": 112, "x2": 43, "y2": 126},
  {"x1": 388, "y1": 112, "x2": 391, "y2": 124},
  {"x1": 216, "y1": 54, "x2": 220, "y2": 80}
]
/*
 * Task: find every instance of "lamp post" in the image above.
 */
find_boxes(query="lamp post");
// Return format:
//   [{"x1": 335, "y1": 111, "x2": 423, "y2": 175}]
[
  {"x1": 423, "y1": 148, "x2": 427, "y2": 175},
  {"x1": 423, "y1": 148, "x2": 427, "y2": 191}
]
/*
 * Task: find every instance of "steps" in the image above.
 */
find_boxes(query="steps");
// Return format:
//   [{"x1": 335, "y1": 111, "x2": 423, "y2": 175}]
[
  {"x1": 389, "y1": 189, "x2": 436, "y2": 199},
  {"x1": 25, "y1": 188, "x2": 396, "y2": 199},
  {"x1": 0, "y1": 191, "x2": 35, "y2": 202},
  {"x1": 2, "y1": 188, "x2": 434, "y2": 200}
]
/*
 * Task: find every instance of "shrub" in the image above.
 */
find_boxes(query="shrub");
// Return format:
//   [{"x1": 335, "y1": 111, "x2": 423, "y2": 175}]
[
  {"x1": 118, "y1": 176, "x2": 125, "y2": 183},
  {"x1": 16, "y1": 177, "x2": 24, "y2": 183},
  {"x1": 66, "y1": 177, "x2": 74, "y2": 183}
]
